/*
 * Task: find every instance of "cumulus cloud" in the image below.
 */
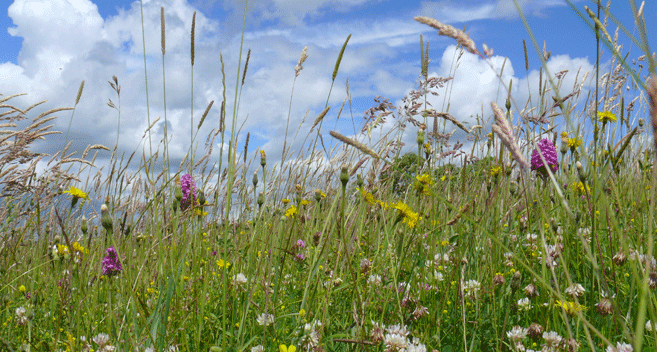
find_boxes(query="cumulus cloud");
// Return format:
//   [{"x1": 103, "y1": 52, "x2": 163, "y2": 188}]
[{"x1": 0, "y1": 0, "x2": 598, "y2": 190}]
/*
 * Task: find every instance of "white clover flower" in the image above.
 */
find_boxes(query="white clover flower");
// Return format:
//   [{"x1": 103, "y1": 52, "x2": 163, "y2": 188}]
[
  {"x1": 15, "y1": 307, "x2": 28, "y2": 325},
  {"x1": 646, "y1": 320, "x2": 655, "y2": 332},
  {"x1": 542, "y1": 331, "x2": 562, "y2": 348},
  {"x1": 250, "y1": 345, "x2": 264, "y2": 352},
  {"x1": 367, "y1": 274, "x2": 382, "y2": 286},
  {"x1": 606, "y1": 342, "x2": 633, "y2": 352},
  {"x1": 565, "y1": 283, "x2": 586, "y2": 297},
  {"x1": 256, "y1": 313, "x2": 274, "y2": 326},
  {"x1": 233, "y1": 273, "x2": 247, "y2": 287},
  {"x1": 506, "y1": 326, "x2": 527, "y2": 342},
  {"x1": 517, "y1": 298, "x2": 532, "y2": 311},
  {"x1": 384, "y1": 333, "x2": 408, "y2": 352}
]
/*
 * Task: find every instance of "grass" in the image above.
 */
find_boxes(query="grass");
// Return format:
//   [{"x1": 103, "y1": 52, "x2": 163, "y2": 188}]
[{"x1": 1, "y1": 0, "x2": 657, "y2": 351}]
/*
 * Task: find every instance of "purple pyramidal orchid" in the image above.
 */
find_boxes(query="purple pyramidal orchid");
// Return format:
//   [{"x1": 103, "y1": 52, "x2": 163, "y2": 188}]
[{"x1": 531, "y1": 138, "x2": 559, "y2": 178}]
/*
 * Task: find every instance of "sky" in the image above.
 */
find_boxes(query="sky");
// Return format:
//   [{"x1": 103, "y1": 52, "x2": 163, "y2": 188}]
[{"x1": 1, "y1": 0, "x2": 655, "y2": 191}]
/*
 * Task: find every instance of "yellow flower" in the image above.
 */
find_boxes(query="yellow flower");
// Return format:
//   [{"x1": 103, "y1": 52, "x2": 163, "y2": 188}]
[
  {"x1": 555, "y1": 300, "x2": 587, "y2": 316},
  {"x1": 567, "y1": 137, "x2": 582, "y2": 149},
  {"x1": 597, "y1": 111, "x2": 617, "y2": 123},
  {"x1": 392, "y1": 201, "x2": 419, "y2": 228},
  {"x1": 282, "y1": 199, "x2": 291, "y2": 204},
  {"x1": 216, "y1": 259, "x2": 231, "y2": 270},
  {"x1": 57, "y1": 244, "x2": 70, "y2": 254},
  {"x1": 72, "y1": 242, "x2": 87, "y2": 254},
  {"x1": 415, "y1": 173, "x2": 435, "y2": 195},
  {"x1": 280, "y1": 345, "x2": 296, "y2": 352},
  {"x1": 489, "y1": 166, "x2": 502, "y2": 177},
  {"x1": 285, "y1": 205, "x2": 298, "y2": 218},
  {"x1": 195, "y1": 208, "x2": 208, "y2": 216},
  {"x1": 299, "y1": 309, "x2": 306, "y2": 317},
  {"x1": 19, "y1": 285, "x2": 26, "y2": 292},
  {"x1": 560, "y1": 131, "x2": 569, "y2": 139},
  {"x1": 359, "y1": 187, "x2": 377, "y2": 206},
  {"x1": 572, "y1": 181, "x2": 590, "y2": 195},
  {"x1": 63, "y1": 186, "x2": 89, "y2": 200},
  {"x1": 300, "y1": 199, "x2": 311, "y2": 206}
]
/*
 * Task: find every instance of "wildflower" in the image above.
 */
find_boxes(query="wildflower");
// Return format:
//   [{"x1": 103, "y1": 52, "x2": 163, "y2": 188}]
[
  {"x1": 300, "y1": 199, "x2": 311, "y2": 206},
  {"x1": 282, "y1": 198, "x2": 291, "y2": 204},
  {"x1": 595, "y1": 298, "x2": 613, "y2": 316},
  {"x1": 232, "y1": 273, "x2": 247, "y2": 288},
  {"x1": 92, "y1": 333, "x2": 115, "y2": 352},
  {"x1": 314, "y1": 189, "x2": 326, "y2": 201},
  {"x1": 507, "y1": 326, "x2": 527, "y2": 351},
  {"x1": 296, "y1": 239, "x2": 306, "y2": 249},
  {"x1": 598, "y1": 111, "x2": 617, "y2": 124},
  {"x1": 371, "y1": 321, "x2": 386, "y2": 343},
  {"x1": 646, "y1": 320, "x2": 655, "y2": 332},
  {"x1": 360, "y1": 258, "x2": 372, "y2": 273},
  {"x1": 493, "y1": 274, "x2": 505, "y2": 286},
  {"x1": 567, "y1": 137, "x2": 582, "y2": 151},
  {"x1": 530, "y1": 139, "x2": 558, "y2": 178},
  {"x1": 572, "y1": 181, "x2": 590, "y2": 195},
  {"x1": 180, "y1": 174, "x2": 198, "y2": 210},
  {"x1": 284, "y1": 205, "x2": 298, "y2": 218},
  {"x1": 555, "y1": 300, "x2": 586, "y2": 316},
  {"x1": 368, "y1": 274, "x2": 382, "y2": 286},
  {"x1": 256, "y1": 313, "x2": 274, "y2": 326},
  {"x1": 391, "y1": 201, "x2": 420, "y2": 228},
  {"x1": 279, "y1": 345, "x2": 296, "y2": 352},
  {"x1": 490, "y1": 165, "x2": 502, "y2": 178},
  {"x1": 527, "y1": 323, "x2": 543, "y2": 341},
  {"x1": 15, "y1": 306, "x2": 28, "y2": 325},
  {"x1": 260, "y1": 150, "x2": 267, "y2": 167},
  {"x1": 63, "y1": 186, "x2": 89, "y2": 208},
  {"x1": 412, "y1": 305, "x2": 429, "y2": 319},
  {"x1": 384, "y1": 333, "x2": 408, "y2": 352},
  {"x1": 564, "y1": 283, "x2": 586, "y2": 297},
  {"x1": 542, "y1": 331, "x2": 562, "y2": 349},
  {"x1": 415, "y1": 173, "x2": 434, "y2": 195},
  {"x1": 102, "y1": 247, "x2": 123, "y2": 276},
  {"x1": 606, "y1": 342, "x2": 633, "y2": 352},
  {"x1": 517, "y1": 298, "x2": 532, "y2": 311},
  {"x1": 524, "y1": 284, "x2": 539, "y2": 298},
  {"x1": 251, "y1": 346, "x2": 264, "y2": 352},
  {"x1": 216, "y1": 259, "x2": 230, "y2": 270},
  {"x1": 462, "y1": 279, "x2": 481, "y2": 298}
]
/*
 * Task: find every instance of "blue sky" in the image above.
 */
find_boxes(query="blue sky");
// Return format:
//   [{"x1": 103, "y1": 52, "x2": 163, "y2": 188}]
[{"x1": 1, "y1": 0, "x2": 655, "y2": 179}]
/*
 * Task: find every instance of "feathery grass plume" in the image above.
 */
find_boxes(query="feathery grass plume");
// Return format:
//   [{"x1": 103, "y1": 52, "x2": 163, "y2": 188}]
[
  {"x1": 585, "y1": 6, "x2": 612, "y2": 45},
  {"x1": 414, "y1": 16, "x2": 478, "y2": 55},
  {"x1": 432, "y1": 110, "x2": 470, "y2": 134},
  {"x1": 295, "y1": 46, "x2": 308, "y2": 77},
  {"x1": 490, "y1": 102, "x2": 529, "y2": 170},
  {"x1": 219, "y1": 100, "x2": 225, "y2": 133},
  {"x1": 75, "y1": 80, "x2": 85, "y2": 105},
  {"x1": 522, "y1": 39, "x2": 529, "y2": 71},
  {"x1": 242, "y1": 48, "x2": 251, "y2": 86},
  {"x1": 310, "y1": 106, "x2": 331, "y2": 132},
  {"x1": 333, "y1": 34, "x2": 351, "y2": 82},
  {"x1": 191, "y1": 11, "x2": 196, "y2": 66},
  {"x1": 244, "y1": 132, "x2": 250, "y2": 163},
  {"x1": 649, "y1": 76, "x2": 657, "y2": 157},
  {"x1": 160, "y1": 7, "x2": 165, "y2": 55},
  {"x1": 329, "y1": 130, "x2": 380, "y2": 160},
  {"x1": 198, "y1": 100, "x2": 214, "y2": 130}
]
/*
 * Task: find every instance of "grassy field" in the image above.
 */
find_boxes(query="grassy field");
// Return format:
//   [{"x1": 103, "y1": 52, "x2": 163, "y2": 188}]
[{"x1": 1, "y1": 1, "x2": 657, "y2": 351}]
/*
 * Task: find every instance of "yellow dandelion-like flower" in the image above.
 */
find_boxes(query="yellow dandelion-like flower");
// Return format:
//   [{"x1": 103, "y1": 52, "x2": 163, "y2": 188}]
[
  {"x1": 282, "y1": 199, "x2": 291, "y2": 204},
  {"x1": 489, "y1": 166, "x2": 502, "y2": 177},
  {"x1": 416, "y1": 173, "x2": 434, "y2": 186},
  {"x1": 300, "y1": 199, "x2": 311, "y2": 206},
  {"x1": 63, "y1": 186, "x2": 89, "y2": 200},
  {"x1": 597, "y1": 111, "x2": 617, "y2": 123},
  {"x1": 284, "y1": 205, "x2": 298, "y2": 218},
  {"x1": 567, "y1": 137, "x2": 582, "y2": 149},
  {"x1": 560, "y1": 131, "x2": 569, "y2": 139},
  {"x1": 572, "y1": 181, "x2": 590, "y2": 195},
  {"x1": 216, "y1": 259, "x2": 231, "y2": 270},
  {"x1": 555, "y1": 300, "x2": 587, "y2": 316},
  {"x1": 359, "y1": 187, "x2": 377, "y2": 206},
  {"x1": 392, "y1": 201, "x2": 420, "y2": 228}
]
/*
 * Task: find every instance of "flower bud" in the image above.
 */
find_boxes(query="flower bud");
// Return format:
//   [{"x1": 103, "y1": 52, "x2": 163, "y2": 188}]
[
  {"x1": 257, "y1": 192, "x2": 265, "y2": 207},
  {"x1": 260, "y1": 150, "x2": 267, "y2": 168},
  {"x1": 340, "y1": 165, "x2": 349, "y2": 188},
  {"x1": 101, "y1": 204, "x2": 113, "y2": 233},
  {"x1": 252, "y1": 172, "x2": 258, "y2": 187},
  {"x1": 81, "y1": 215, "x2": 88, "y2": 235},
  {"x1": 417, "y1": 129, "x2": 425, "y2": 146}
]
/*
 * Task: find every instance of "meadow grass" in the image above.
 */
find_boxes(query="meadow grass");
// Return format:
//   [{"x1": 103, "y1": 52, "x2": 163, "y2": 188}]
[{"x1": 1, "y1": 1, "x2": 657, "y2": 351}]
